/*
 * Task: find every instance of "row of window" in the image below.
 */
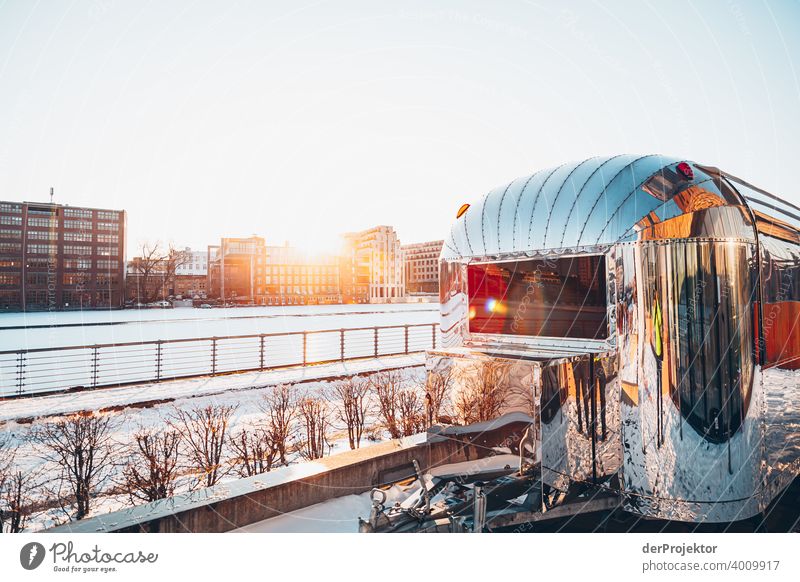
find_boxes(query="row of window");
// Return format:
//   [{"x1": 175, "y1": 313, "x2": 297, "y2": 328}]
[
  {"x1": 26, "y1": 244, "x2": 119, "y2": 256},
  {"x1": 0, "y1": 258, "x2": 120, "y2": 270},
  {"x1": 0, "y1": 216, "x2": 121, "y2": 230},
  {"x1": 261, "y1": 275, "x2": 338, "y2": 285},
  {"x1": 0, "y1": 229, "x2": 120, "y2": 244},
  {"x1": 257, "y1": 286, "x2": 339, "y2": 295}
]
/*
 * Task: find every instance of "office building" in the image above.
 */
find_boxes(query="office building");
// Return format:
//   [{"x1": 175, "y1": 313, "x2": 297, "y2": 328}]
[{"x1": 0, "y1": 200, "x2": 126, "y2": 310}]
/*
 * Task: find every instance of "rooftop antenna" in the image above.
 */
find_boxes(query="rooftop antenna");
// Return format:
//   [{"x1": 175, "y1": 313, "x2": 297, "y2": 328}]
[{"x1": 50, "y1": 187, "x2": 54, "y2": 204}]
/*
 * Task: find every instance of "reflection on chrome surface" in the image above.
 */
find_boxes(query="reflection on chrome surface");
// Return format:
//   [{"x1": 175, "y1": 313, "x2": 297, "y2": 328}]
[{"x1": 430, "y1": 155, "x2": 800, "y2": 523}]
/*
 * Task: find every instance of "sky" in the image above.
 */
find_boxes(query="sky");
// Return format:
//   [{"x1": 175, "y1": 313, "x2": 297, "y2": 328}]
[{"x1": 0, "y1": 0, "x2": 799, "y2": 255}]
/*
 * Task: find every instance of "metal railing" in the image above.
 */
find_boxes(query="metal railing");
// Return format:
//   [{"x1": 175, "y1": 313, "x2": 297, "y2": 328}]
[{"x1": 0, "y1": 323, "x2": 440, "y2": 398}]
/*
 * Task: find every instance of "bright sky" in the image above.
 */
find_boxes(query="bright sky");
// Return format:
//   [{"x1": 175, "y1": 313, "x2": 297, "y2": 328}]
[{"x1": 1, "y1": 0, "x2": 798, "y2": 256}]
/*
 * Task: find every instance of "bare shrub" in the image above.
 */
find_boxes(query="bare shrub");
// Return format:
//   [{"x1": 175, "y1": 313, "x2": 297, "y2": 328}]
[
  {"x1": 1, "y1": 470, "x2": 37, "y2": 533},
  {"x1": 0, "y1": 434, "x2": 35, "y2": 532},
  {"x1": 229, "y1": 426, "x2": 277, "y2": 477},
  {"x1": 453, "y1": 360, "x2": 511, "y2": 425},
  {"x1": 425, "y1": 367, "x2": 454, "y2": 424},
  {"x1": 398, "y1": 387, "x2": 425, "y2": 436},
  {"x1": 0, "y1": 432, "x2": 13, "y2": 493},
  {"x1": 31, "y1": 413, "x2": 116, "y2": 520},
  {"x1": 121, "y1": 428, "x2": 181, "y2": 504},
  {"x1": 328, "y1": 377, "x2": 370, "y2": 450},
  {"x1": 260, "y1": 384, "x2": 297, "y2": 466},
  {"x1": 298, "y1": 396, "x2": 330, "y2": 461},
  {"x1": 370, "y1": 370, "x2": 404, "y2": 438},
  {"x1": 170, "y1": 404, "x2": 236, "y2": 489}
]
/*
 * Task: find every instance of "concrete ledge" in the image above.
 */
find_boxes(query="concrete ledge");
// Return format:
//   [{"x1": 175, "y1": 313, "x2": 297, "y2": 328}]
[{"x1": 48, "y1": 417, "x2": 532, "y2": 533}]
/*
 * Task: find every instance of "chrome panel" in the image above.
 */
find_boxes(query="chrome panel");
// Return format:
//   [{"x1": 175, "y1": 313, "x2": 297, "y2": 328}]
[{"x1": 540, "y1": 353, "x2": 621, "y2": 492}]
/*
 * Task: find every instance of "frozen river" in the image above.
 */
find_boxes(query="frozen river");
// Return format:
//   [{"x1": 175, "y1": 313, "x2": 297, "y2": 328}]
[
  {"x1": 0, "y1": 303, "x2": 440, "y2": 351},
  {"x1": 0, "y1": 304, "x2": 441, "y2": 396}
]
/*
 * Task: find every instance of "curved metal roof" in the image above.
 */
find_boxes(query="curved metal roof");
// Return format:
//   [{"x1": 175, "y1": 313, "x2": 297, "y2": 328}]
[{"x1": 442, "y1": 154, "x2": 756, "y2": 261}]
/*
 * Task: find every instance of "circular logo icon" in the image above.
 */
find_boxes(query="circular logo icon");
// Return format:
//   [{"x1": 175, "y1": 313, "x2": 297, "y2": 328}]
[{"x1": 20, "y1": 542, "x2": 46, "y2": 570}]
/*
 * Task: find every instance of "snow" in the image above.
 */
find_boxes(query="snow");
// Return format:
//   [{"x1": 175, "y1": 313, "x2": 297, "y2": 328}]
[
  {"x1": 233, "y1": 484, "x2": 414, "y2": 533},
  {"x1": 0, "y1": 353, "x2": 425, "y2": 422},
  {"x1": 1, "y1": 356, "x2": 427, "y2": 531},
  {"x1": 233, "y1": 454, "x2": 521, "y2": 533},
  {"x1": 428, "y1": 454, "x2": 520, "y2": 478},
  {"x1": 0, "y1": 303, "x2": 440, "y2": 350}
]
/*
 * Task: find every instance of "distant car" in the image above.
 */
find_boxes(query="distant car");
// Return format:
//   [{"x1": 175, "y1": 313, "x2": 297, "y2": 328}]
[
  {"x1": 152, "y1": 300, "x2": 171, "y2": 308},
  {"x1": 199, "y1": 303, "x2": 213, "y2": 309}
]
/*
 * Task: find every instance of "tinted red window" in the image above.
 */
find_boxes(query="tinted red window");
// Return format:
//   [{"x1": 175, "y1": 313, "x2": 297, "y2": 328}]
[{"x1": 467, "y1": 256, "x2": 608, "y2": 339}]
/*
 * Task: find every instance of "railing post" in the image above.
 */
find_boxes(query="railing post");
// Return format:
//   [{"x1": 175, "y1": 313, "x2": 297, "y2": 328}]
[
  {"x1": 155, "y1": 340, "x2": 163, "y2": 382},
  {"x1": 302, "y1": 332, "x2": 308, "y2": 365},
  {"x1": 211, "y1": 337, "x2": 217, "y2": 376},
  {"x1": 432, "y1": 323, "x2": 437, "y2": 349},
  {"x1": 340, "y1": 329, "x2": 345, "y2": 361},
  {"x1": 404, "y1": 325, "x2": 409, "y2": 354},
  {"x1": 91, "y1": 346, "x2": 99, "y2": 388},
  {"x1": 259, "y1": 334, "x2": 265, "y2": 370},
  {"x1": 16, "y1": 352, "x2": 25, "y2": 396},
  {"x1": 374, "y1": 327, "x2": 378, "y2": 357}
]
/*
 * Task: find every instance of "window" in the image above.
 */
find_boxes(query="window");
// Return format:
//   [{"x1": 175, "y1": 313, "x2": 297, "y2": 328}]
[
  {"x1": 27, "y1": 244, "x2": 58, "y2": 255},
  {"x1": 64, "y1": 219, "x2": 92, "y2": 230},
  {"x1": 0, "y1": 229, "x2": 21, "y2": 238},
  {"x1": 64, "y1": 232, "x2": 92, "y2": 242},
  {"x1": 26, "y1": 273, "x2": 50, "y2": 286},
  {"x1": 1, "y1": 216, "x2": 22, "y2": 226},
  {"x1": 0, "y1": 274, "x2": 20, "y2": 285},
  {"x1": 97, "y1": 234, "x2": 118, "y2": 244},
  {"x1": 63, "y1": 273, "x2": 90, "y2": 286},
  {"x1": 26, "y1": 230, "x2": 57, "y2": 240},
  {"x1": 97, "y1": 222, "x2": 119, "y2": 231},
  {"x1": 64, "y1": 208, "x2": 92, "y2": 218},
  {"x1": 97, "y1": 259, "x2": 119, "y2": 270},
  {"x1": 0, "y1": 289, "x2": 21, "y2": 307},
  {"x1": 97, "y1": 211, "x2": 118, "y2": 221},
  {"x1": 63, "y1": 245, "x2": 91, "y2": 255},
  {"x1": 468, "y1": 256, "x2": 608, "y2": 339},
  {"x1": 64, "y1": 258, "x2": 91, "y2": 270},
  {"x1": 26, "y1": 258, "x2": 52, "y2": 269},
  {"x1": 28, "y1": 217, "x2": 57, "y2": 228},
  {"x1": 97, "y1": 246, "x2": 117, "y2": 256},
  {"x1": 0, "y1": 203, "x2": 21, "y2": 213}
]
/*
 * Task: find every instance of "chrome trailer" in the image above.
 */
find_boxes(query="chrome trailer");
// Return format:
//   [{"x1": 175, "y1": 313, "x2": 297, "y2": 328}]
[{"x1": 427, "y1": 155, "x2": 800, "y2": 525}]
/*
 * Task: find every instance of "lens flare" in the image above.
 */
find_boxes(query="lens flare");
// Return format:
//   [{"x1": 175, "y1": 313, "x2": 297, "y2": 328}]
[{"x1": 485, "y1": 298, "x2": 507, "y2": 315}]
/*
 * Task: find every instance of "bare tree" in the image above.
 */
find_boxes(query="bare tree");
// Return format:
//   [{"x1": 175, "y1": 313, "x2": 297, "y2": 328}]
[
  {"x1": 121, "y1": 428, "x2": 181, "y2": 504},
  {"x1": 1, "y1": 470, "x2": 37, "y2": 533},
  {"x1": 453, "y1": 360, "x2": 511, "y2": 425},
  {"x1": 229, "y1": 426, "x2": 277, "y2": 477},
  {"x1": 128, "y1": 242, "x2": 191, "y2": 303},
  {"x1": 425, "y1": 367, "x2": 454, "y2": 424},
  {"x1": 0, "y1": 433, "x2": 30, "y2": 533},
  {"x1": 370, "y1": 370, "x2": 403, "y2": 438},
  {"x1": 260, "y1": 385, "x2": 297, "y2": 466},
  {"x1": 0, "y1": 432, "x2": 13, "y2": 494},
  {"x1": 297, "y1": 396, "x2": 330, "y2": 461},
  {"x1": 170, "y1": 404, "x2": 236, "y2": 489},
  {"x1": 31, "y1": 413, "x2": 116, "y2": 520},
  {"x1": 398, "y1": 388, "x2": 425, "y2": 437},
  {"x1": 328, "y1": 377, "x2": 370, "y2": 450}
]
